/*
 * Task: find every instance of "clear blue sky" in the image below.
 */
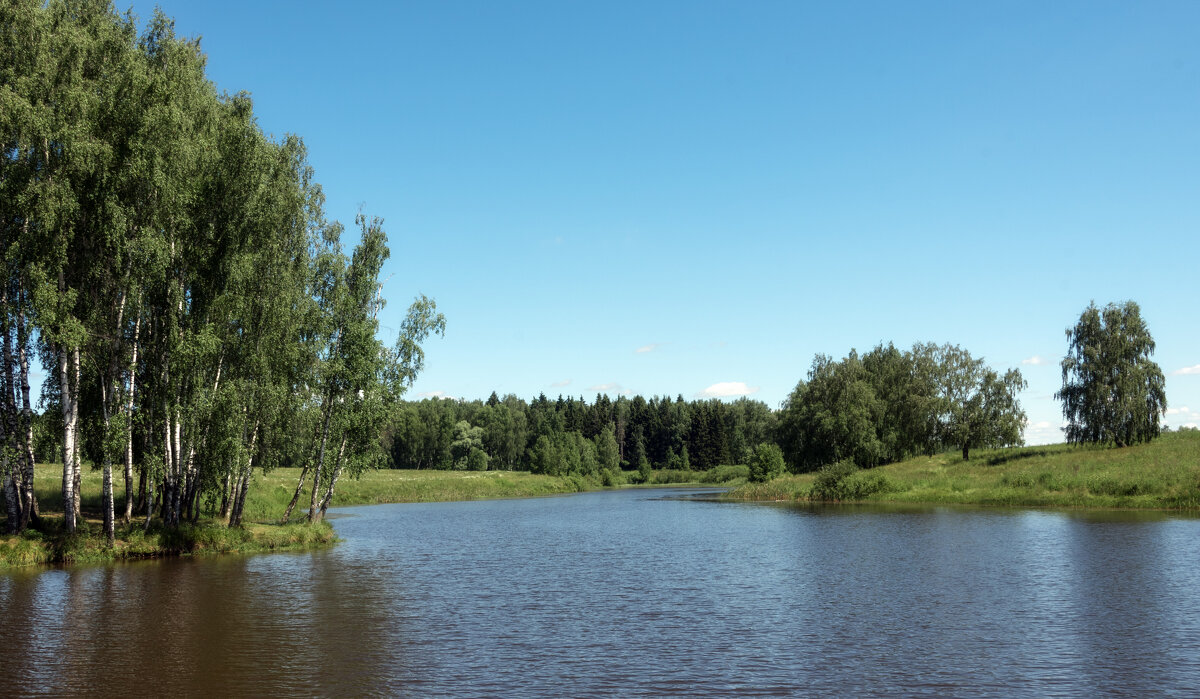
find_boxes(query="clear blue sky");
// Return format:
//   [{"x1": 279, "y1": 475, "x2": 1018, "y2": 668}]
[{"x1": 137, "y1": 0, "x2": 1200, "y2": 443}]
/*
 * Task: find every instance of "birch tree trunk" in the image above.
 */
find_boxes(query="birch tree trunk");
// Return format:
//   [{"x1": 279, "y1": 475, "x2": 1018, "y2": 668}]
[
  {"x1": 316, "y1": 435, "x2": 348, "y2": 522},
  {"x1": 123, "y1": 309, "x2": 141, "y2": 523},
  {"x1": 281, "y1": 462, "x2": 309, "y2": 523},
  {"x1": 71, "y1": 348, "x2": 82, "y2": 523},
  {"x1": 17, "y1": 298, "x2": 38, "y2": 528},
  {"x1": 163, "y1": 401, "x2": 175, "y2": 528},
  {"x1": 221, "y1": 469, "x2": 233, "y2": 520},
  {"x1": 101, "y1": 380, "x2": 115, "y2": 545},
  {"x1": 171, "y1": 405, "x2": 183, "y2": 526},
  {"x1": 3, "y1": 463, "x2": 18, "y2": 534},
  {"x1": 228, "y1": 423, "x2": 258, "y2": 528},
  {"x1": 59, "y1": 345, "x2": 78, "y2": 533},
  {"x1": 281, "y1": 431, "x2": 320, "y2": 523},
  {"x1": 307, "y1": 401, "x2": 333, "y2": 523},
  {"x1": 1, "y1": 293, "x2": 22, "y2": 532},
  {"x1": 143, "y1": 461, "x2": 155, "y2": 532}
]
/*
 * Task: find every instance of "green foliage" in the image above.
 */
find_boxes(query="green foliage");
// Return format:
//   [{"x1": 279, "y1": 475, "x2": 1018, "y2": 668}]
[
  {"x1": 726, "y1": 431, "x2": 1200, "y2": 510},
  {"x1": 450, "y1": 420, "x2": 485, "y2": 469},
  {"x1": 636, "y1": 455, "x2": 653, "y2": 484},
  {"x1": 465, "y1": 447, "x2": 489, "y2": 471},
  {"x1": 930, "y1": 344, "x2": 1027, "y2": 461},
  {"x1": 600, "y1": 468, "x2": 626, "y2": 487},
  {"x1": 778, "y1": 342, "x2": 1027, "y2": 471},
  {"x1": 700, "y1": 464, "x2": 750, "y2": 484},
  {"x1": 747, "y1": 443, "x2": 785, "y2": 483},
  {"x1": 1057, "y1": 300, "x2": 1167, "y2": 447},
  {"x1": 809, "y1": 460, "x2": 862, "y2": 500}
]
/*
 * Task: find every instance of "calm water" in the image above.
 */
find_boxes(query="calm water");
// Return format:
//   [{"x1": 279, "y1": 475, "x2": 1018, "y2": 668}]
[{"x1": 4, "y1": 488, "x2": 1200, "y2": 696}]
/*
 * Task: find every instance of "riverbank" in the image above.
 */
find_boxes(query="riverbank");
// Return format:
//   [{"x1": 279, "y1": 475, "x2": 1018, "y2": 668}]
[
  {"x1": 0, "y1": 520, "x2": 336, "y2": 568},
  {"x1": 726, "y1": 431, "x2": 1200, "y2": 509},
  {"x1": 2, "y1": 465, "x2": 744, "y2": 568}
]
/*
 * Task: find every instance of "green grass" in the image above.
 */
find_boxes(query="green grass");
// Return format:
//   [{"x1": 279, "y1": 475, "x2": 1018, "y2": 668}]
[
  {"x1": 0, "y1": 520, "x2": 336, "y2": 569},
  {"x1": 725, "y1": 431, "x2": 1200, "y2": 510},
  {"x1": 243, "y1": 467, "x2": 605, "y2": 521},
  {"x1": 4, "y1": 463, "x2": 745, "y2": 568}
]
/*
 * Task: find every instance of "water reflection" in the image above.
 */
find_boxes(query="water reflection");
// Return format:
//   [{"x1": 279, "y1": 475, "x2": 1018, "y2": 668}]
[{"x1": 3, "y1": 490, "x2": 1200, "y2": 696}]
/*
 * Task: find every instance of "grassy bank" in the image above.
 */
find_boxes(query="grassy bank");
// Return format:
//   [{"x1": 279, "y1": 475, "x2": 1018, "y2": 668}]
[
  {"x1": 0, "y1": 520, "x2": 336, "y2": 568},
  {"x1": 726, "y1": 431, "x2": 1200, "y2": 509},
  {"x1": 3, "y1": 464, "x2": 739, "y2": 569}
]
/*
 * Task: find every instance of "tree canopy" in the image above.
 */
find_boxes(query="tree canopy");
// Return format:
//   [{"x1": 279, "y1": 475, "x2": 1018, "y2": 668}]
[
  {"x1": 1056, "y1": 300, "x2": 1166, "y2": 447},
  {"x1": 777, "y1": 342, "x2": 1026, "y2": 470},
  {"x1": 1, "y1": 1, "x2": 443, "y2": 537}
]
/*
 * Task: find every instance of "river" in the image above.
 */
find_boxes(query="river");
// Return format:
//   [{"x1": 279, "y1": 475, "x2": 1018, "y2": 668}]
[{"x1": 3, "y1": 487, "x2": 1200, "y2": 696}]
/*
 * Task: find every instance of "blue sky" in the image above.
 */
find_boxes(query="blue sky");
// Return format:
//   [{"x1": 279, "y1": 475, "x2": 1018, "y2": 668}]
[{"x1": 136, "y1": 0, "x2": 1199, "y2": 443}]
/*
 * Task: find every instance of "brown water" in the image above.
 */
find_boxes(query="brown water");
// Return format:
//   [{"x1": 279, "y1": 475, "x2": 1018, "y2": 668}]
[{"x1": 3, "y1": 488, "x2": 1200, "y2": 696}]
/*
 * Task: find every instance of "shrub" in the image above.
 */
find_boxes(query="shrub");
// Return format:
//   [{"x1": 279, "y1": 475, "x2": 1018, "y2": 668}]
[
  {"x1": 700, "y1": 464, "x2": 750, "y2": 484},
  {"x1": 600, "y1": 468, "x2": 626, "y2": 487},
  {"x1": 747, "y1": 443, "x2": 786, "y2": 483},
  {"x1": 808, "y1": 460, "x2": 892, "y2": 501},
  {"x1": 466, "y1": 447, "x2": 489, "y2": 472}
]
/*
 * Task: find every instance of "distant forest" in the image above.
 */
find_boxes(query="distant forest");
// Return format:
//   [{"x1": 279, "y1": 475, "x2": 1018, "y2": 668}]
[
  {"x1": 384, "y1": 341, "x2": 1029, "y2": 477},
  {"x1": 386, "y1": 393, "x2": 776, "y2": 476}
]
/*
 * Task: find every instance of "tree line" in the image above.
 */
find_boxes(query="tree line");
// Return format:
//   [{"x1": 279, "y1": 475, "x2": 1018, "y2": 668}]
[
  {"x1": 383, "y1": 341, "x2": 1031, "y2": 479},
  {"x1": 0, "y1": 1, "x2": 443, "y2": 540},
  {"x1": 385, "y1": 393, "x2": 778, "y2": 481}
]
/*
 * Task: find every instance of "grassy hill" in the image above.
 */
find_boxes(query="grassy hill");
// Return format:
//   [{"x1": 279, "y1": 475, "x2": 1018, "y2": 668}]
[{"x1": 727, "y1": 430, "x2": 1200, "y2": 510}]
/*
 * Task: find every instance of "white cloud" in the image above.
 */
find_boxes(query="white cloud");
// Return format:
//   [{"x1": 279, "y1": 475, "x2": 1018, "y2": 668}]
[
  {"x1": 1173, "y1": 365, "x2": 1200, "y2": 376},
  {"x1": 1164, "y1": 407, "x2": 1200, "y2": 427},
  {"x1": 589, "y1": 382, "x2": 623, "y2": 392},
  {"x1": 635, "y1": 343, "x2": 661, "y2": 354},
  {"x1": 1023, "y1": 419, "x2": 1066, "y2": 445},
  {"x1": 418, "y1": 390, "x2": 449, "y2": 399},
  {"x1": 1022, "y1": 355, "x2": 1050, "y2": 366},
  {"x1": 696, "y1": 381, "x2": 760, "y2": 398},
  {"x1": 550, "y1": 379, "x2": 571, "y2": 388}
]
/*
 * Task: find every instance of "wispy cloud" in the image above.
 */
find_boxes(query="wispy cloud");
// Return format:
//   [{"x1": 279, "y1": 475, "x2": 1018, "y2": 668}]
[
  {"x1": 550, "y1": 379, "x2": 572, "y2": 388},
  {"x1": 589, "y1": 382, "x2": 623, "y2": 392},
  {"x1": 418, "y1": 390, "x2": 451, "y2": 399},
  {"x1": 1173, "y1": 365, "x2": 1200, "y2": 376},
  {"x1": 696, "y1": 381, "x2": 759, "y2": 398},
  {"x1": 1022, "y1": 355, "x2": 1050, "y2": 366},
  {"x1": 635, "y1": 343, "x2": 661, "y2": 354}
]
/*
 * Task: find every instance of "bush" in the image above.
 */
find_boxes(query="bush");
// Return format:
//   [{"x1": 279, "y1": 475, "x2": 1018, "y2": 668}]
[
  {"x1": 809, "y1": 460, "x2": 892, "y2": 501},
  {"x1": 600, "y1": 468, "x2": 626, "y2": 487},
  {"x1": 651, "y1": 469, "x2": 700, "y2": 484},
  {"x1": 747, "y1": 443, "x2": 785, "y2": 483},
  {"x1": 700, "y1": 464, "x2": 750, "y2": 484},
  {"x1": 810, "y1": 460, "x2": 859, "y2": 500},
  {"x1": 466, "y1": 447, "x2": 489, "y2": 471},
  {"x1": 635, "y1": 457, "x2": 652, "y2": 484},
  {"x1": 839, "y1": 470, "x2": 894, "y2": 499}
]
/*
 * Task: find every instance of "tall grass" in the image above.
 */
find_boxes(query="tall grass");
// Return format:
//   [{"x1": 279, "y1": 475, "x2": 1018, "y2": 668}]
[{"x1": 725, "y1": 431, "x2": 1200, "y2": 510}]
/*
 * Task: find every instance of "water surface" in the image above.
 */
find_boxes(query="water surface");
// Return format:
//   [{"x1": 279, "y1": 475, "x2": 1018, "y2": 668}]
[{"x1": 3, "y1": 488, "x2": 1200, "y2": 696}]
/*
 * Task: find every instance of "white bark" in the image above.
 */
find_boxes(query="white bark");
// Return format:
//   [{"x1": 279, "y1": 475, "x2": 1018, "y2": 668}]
[
  {"x1": 123, "y1": 309, "x2": 141, "y2": 523},
  {"x1": 59, "y1": 345, "x2": 78, "y2": 533},
  {"x1": 317, "y1": 435, "x2": 348, "y2": 521},
  {"x1": 17, "y1": 297, "x2": 37, "y2": 528}
]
